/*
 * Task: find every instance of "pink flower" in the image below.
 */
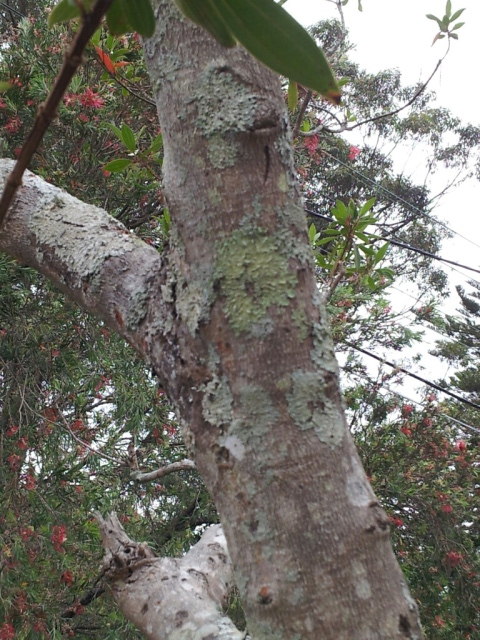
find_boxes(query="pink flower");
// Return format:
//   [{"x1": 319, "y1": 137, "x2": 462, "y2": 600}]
[
  {"x1": 348, "y1": 145, "x2": 360, "y2": 160},
  {"x1": 78, "y1": 87, "x2": 105, "y2": 109},
  {"x1": 5, "y1": 116, "x2": 21, "y2": 134},
  {"x1": 455, "y1": 439, "x2": 467, "y2": 452},
  {"x1": 304, "y1": 134, "x2": 319, "y2": 158},
  {"x1": 0, "y1": 623, "x2": 15, "y2": 640},
  {"x1": 401, "y1": 404, "x2": 413, "y2": 416},
  {"x1": 445, "y1": 550, "x2": 462, "y2": 567}
]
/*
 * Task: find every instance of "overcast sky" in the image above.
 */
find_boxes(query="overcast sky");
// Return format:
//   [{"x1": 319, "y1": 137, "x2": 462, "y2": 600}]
[
  {"x1": 287, "y1": 0, "x2": 480, "y2": 275},
  {"x1": 285, "y1": 1, "x2": 480, "y2": 399}
]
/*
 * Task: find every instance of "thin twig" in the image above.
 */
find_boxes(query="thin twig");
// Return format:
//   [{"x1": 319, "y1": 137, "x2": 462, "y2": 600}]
[
  {"x1": 0, "y1": 0, "x2": 115, "y2": 228},
  {"x1": 132, "y1": 459, "x2": 196, "y2": 483}
]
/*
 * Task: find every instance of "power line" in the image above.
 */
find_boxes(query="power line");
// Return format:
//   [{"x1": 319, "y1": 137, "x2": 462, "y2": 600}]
[
  {"x1": 347, "y1": 372, "x2": 480, "y2": 436},
  {"x1": 319, "y1": 149, "x2": 480, "y2": 253},
  {"x1": 344, "y1": 340, "x2": 480, "y2": 413},
  {"x1": 306, "y1": 208, "x2": 480, "y2": 278}
]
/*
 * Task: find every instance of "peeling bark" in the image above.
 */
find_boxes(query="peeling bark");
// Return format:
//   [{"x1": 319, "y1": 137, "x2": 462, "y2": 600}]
[{"x1": 0, "y1": 1, "x2": 425, "y2": 638}]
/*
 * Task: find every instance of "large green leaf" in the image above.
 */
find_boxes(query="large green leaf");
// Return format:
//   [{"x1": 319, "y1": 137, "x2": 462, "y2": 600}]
[
  {"x1": 106, "y1": 0, "x2": 132, "y2": 35},
  {"x1": 173, "y1": 0, "x2": 236, "y2": 48},
  {"x1": 122, "y1": 0, "x2": 156, "y2": 37},
  {"x1": 48, "y1": 0, "x2": 81, "y2": 27},
  {"x1": 213, "y1": 0, "x2": 340, "y2": 102}
]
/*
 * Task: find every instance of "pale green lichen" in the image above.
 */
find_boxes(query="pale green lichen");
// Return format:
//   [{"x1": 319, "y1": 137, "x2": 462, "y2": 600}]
[
  {"x1": 214, "y1": 227, "x2": 297, "y2": 335},
  {"x1": 200, "y1": 375, "x2": 233, "y2": 428},
  {"x1": 207, "y1": 134, "x2": 239, "y2": 169},
  {"x1": 236, "y1": 383, "x2": 279, "y2": 440},
  {"x1": 287, "y1": 370, "x2": 343, "y2": 447},
  {"x1": 193, "y1": 63, "x2": 258, "y2": 137},
  {"x1": 176, "y1": 264, "x2": 214, "y2": 335},
  {"x1": 291, "y1": 307, "x2": 308, "y2": 342}
]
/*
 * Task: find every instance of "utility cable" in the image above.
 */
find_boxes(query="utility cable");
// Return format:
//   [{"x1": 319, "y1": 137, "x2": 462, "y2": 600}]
[
  {"x1": 344, "y1": 340, "x2": 480, "y2": 413},
  {"x1": 320, "y1": 149, "x2": 480, "y2": 252},
  {"x1": 347, "y1": 371, "x2": 480, "y2": 435},
  {"x1": 306, "y1": 208, "x2": 480, "y2": 278}
]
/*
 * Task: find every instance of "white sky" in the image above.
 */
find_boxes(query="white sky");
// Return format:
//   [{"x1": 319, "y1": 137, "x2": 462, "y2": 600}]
[
  {"x1": 287, "y1": 0, "x2": 480, "y2": 266},
  {"x1": 286, "y1": 1, "x2": 480, "y2": 404}
]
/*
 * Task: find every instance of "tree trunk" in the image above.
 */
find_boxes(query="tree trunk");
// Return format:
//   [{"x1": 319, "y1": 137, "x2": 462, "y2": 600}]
[{"x1": 0, "y1": 1, "x2": 424, "y2": 638}]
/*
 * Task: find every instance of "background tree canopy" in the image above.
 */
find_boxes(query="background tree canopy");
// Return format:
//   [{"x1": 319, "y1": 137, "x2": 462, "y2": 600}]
[{"x1": 0, "y1": 1, "x2": 478, "y2": 638}]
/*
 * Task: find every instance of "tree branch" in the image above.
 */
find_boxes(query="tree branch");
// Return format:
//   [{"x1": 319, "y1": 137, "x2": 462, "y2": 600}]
[
  {"x1": 0, "y1": 0, "x2": 115, "y2": 226},
  {"x1": 0, "y1": 159, "x2": 170, "y2": 362},
  {"x1": 132, "y1": 458, "x2": 196, "y2": 483},
  {"x1": 95, "y1": 513, "x2": 245, "y2": 640}
]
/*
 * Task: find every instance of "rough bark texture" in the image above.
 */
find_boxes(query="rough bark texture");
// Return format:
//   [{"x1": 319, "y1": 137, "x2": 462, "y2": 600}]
[
  {"x1": 0, "y1": 1, "x2": 424, "y2": 638},
  {"x1": 96, "y1": 515, "x2": 243, "y2": 640}
]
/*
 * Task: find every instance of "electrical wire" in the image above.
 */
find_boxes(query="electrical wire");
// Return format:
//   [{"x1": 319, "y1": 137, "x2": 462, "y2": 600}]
[
  {"x1": 305, "y1": 208, "x2": 480, "y2": 278},
  {"x1": 347, "y1": 371, "x2": 480, "y2": 435},
  {"x1": 319, "y1": 148, "x2": 480, "y2": 252},
  {"x1": 344, "y1": 340, "x2": 480, "y2": 413}
]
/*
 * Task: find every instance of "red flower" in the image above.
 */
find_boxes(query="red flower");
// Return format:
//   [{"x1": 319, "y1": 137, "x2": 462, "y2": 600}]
[
  {"x1": 16, "y1": 437, "x2": 28, "y2": 450},
  {"x1": 78, "y1": 87, "x2": 105, "y2": 109},
  {"x1": 6, "y1": 425, "x2": 18, "y2": 437},
  {"x1": 441, "y1": 504, "x2": 453, "y2": 514},
  {"x1": 455, "y1": 439, "x2": 467, "y2": 452},
  {"x1": 348, "y1": 145, "x2": 360, "y2": 160},
  {"x1": 304, "y1": 135, "x2": 319, "y2": 157},
  {"x1": 61, "y1": 570, "x2": 74, "y2": 586},
  {"x1": 7, "y1": 454, "x2": 21, "y2": 471},
  {"x1": 389, "y1": 516, "x2": 404, "y2": 528},
  {"x1": 24, "y1": 472, "x2": 36, "y2": 490},
  {"x1": 0, "y1": 623, "x2": 15, "y2": 640},
  {"x1": 401, "y1": 404, "x2": 414, "y2": 416},
  {"x1": 51, "y1": 525, "x2": 67, "y2": 552},
  {"x1": 445, "y1": 550, "x2": 462, "y2": 567}
]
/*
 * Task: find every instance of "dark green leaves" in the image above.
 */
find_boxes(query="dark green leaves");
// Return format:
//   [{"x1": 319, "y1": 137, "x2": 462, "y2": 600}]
[
  {"x1": 49, "y1": 0, "x2": 155, "y2": 37},
  {"x1": 175, "y1": 0, "x2": 341, "y2": 103},
  {"x1": 48, "y1": 0, "x2": 84, "y2": 27}
]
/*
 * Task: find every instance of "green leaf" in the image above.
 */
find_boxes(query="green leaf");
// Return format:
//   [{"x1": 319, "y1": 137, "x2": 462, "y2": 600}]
[
  {"x1": 0, "y1": 81, "x2": 12, "y2": 92},
  {"x1": 373, "y1": 242, "x2": 389, "y2": 264},
  {"x1": 315, "y1": 237, "x2": 335, "y2": 246},
  {"x1": 106, "y1": 0, "x2": 132, "y2": 35},
  {"x1": 121, "y1": 123, "x2": 136, "y2": 153},
  {"x1": 449, "y1": 32, "x2": 459, "y2": 39},
  {"x1": 212, "y1": 0, "x2": 341, "y2": 102},
  {"x1": 287, "y1": 80, "x2": 298, "y2": 112},
  {"x1": 147, "y1": 133, "x2": 164, "y2": 153},
  {"x1": 353, "y1": 244, "x2": 361, "y2": 270},
  {"x1": 359, "y1": 197, "x2": 376, "y2": 216},
  {"x1": 104, "y1": 158, "x2": 132, "y2": 172},
  {"x1": 121, "y1": 0, "x2": 155, "y2": 37},
  {"x1": 452, "y1": 21, "x2": 465, "y2": 30},
  {"x1": 450, "y1": 8, "x2": 465, "y2": 21},
  {"x1": 48, "y1": 0, "x2": 80, "y2": 27},
  {"x1": 446, "y1": 0, "x2": 452, "y2": 17},
  {"x1": 173, "y1": 0, "x2": 236, "y2": 48},
  {"x1": 308, "y1": 223, "x2": 317, "y2": 243},
  {"x1": 106, "y1": 122, "x2": 123, "y2": 140}
]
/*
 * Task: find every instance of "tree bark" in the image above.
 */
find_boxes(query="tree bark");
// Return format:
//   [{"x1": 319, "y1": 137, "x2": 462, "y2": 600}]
[{"x1": 0, "y1": 1, "x2": 424, "y2": 638}]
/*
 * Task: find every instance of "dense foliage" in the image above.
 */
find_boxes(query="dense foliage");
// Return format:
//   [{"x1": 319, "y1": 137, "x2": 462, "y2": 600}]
[{"x1": 0, "y1": 2, "x2": 478, "y2": 638}]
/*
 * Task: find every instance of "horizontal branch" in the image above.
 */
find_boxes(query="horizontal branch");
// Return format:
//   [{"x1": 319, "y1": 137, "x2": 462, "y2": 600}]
[
  {"x1": 0, "y1": 159, "x2": 168, "y2": 360},
  {"x1": 132, "y1": 458, "x2": 196, "y2": 483}
]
